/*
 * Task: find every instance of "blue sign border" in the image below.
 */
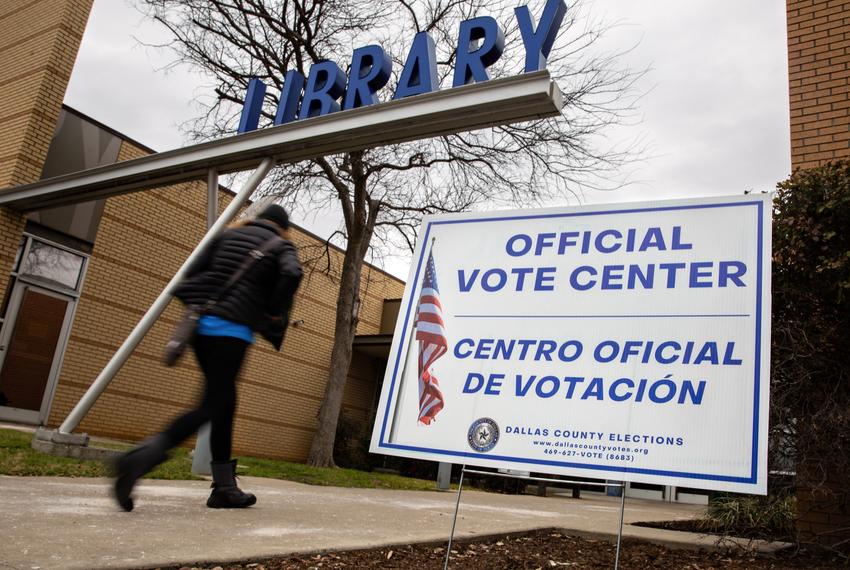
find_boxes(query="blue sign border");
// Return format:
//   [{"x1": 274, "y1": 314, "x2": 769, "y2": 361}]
[{"x1": 378, "y1": 200, "x2": 765, "y2": 485}]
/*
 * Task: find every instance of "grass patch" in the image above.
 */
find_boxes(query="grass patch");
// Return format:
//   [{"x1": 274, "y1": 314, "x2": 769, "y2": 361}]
[
  {"x1": 0, "y1": 429, "x2": 438, "y2": 491},
  {"x1": 235, "y1": 456, "x2": 437, "y2": 491},
  {"x1": 0, "y1": 428, "x2": 197, "y2": 479}
]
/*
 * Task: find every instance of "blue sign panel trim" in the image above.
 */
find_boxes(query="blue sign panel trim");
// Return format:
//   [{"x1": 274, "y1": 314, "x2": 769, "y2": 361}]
[{"x1": 379, "y1": 200, "x2": 765, "y2": 485}]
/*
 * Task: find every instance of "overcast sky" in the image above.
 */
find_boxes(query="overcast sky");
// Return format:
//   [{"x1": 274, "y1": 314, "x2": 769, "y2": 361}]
[{"x1": 64, "y1": 0, "x2": 790, "y2": 277}]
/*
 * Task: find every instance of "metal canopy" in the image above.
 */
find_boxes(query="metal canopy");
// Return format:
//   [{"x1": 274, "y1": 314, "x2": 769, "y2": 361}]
[{"x1": 0, "y1": 71, "x2": 563, "y2": 212}]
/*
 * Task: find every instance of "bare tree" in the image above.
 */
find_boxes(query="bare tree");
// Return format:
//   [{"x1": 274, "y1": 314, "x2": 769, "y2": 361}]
[{"x1": 138, "y1": 0, "x2": 641, "y2": 466}]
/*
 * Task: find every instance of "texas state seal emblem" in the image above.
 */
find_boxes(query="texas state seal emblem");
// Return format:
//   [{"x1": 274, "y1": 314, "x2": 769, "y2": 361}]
[{"x1": 467, "y1": 417, "x2": 500, "y2": 452}]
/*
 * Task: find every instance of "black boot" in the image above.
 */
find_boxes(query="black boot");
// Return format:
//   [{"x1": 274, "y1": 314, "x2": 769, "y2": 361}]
[
  {"x1": 112, "y1": 434, "x2": 169, "y2": 512},
  {"x1": 207, "y1": 459, "x2": 257, "y2": 508}
]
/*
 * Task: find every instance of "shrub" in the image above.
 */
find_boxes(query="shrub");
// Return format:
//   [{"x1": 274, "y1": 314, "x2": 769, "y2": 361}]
[
  {"x1": 333, "y1": 413, "x2": 440, "y2": 478},
  {"x1": 698, "y1": 495, "x2": 796, "y2": 541},
  {"x1": 771, "y1": 161, "x2": 850, "y2": 549},
  {"x1": 771, "y1": 161, "x2": 850, "y2": 491},
  {"x1": 333, "y1": 413, "x2": 376, "y2": 471}
]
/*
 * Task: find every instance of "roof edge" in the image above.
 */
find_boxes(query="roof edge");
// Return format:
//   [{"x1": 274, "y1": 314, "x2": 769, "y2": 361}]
[{"x1": 60, "y1": 104, "x2": 405, "y2": 285}]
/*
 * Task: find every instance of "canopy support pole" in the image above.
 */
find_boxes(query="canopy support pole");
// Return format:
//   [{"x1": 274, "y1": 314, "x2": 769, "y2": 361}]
[{"x1": 58, "y1": 158, "x2": 275, "y2": 435}]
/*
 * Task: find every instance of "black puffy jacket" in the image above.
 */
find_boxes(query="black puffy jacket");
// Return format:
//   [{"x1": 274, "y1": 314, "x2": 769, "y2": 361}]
[{"x1": 174, "y1": 220, "x2": 303, "y2": 350}]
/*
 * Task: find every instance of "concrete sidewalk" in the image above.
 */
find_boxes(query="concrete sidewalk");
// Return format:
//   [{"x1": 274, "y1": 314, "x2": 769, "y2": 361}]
[{"x1": 0, "y1": 475, "x2": 710, "y2": 570}]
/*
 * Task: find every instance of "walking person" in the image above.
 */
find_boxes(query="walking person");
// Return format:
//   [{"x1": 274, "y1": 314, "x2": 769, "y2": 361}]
[{"x1": 113, "y1": 204, "x2": 302, "y2": 511}]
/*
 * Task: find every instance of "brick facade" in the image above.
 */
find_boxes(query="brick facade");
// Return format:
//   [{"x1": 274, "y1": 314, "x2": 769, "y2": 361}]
[
  {"x1": 0, "y1": 0, "x2": 93, "y2": 305},
  {"x1": 795, "y1": 460, "x2": 850, "y2": 547},
  {"x1": 0, "y1": 0, "x2": 405, "y2": 461},
  {"x1": 787, "y1": 0, "x2": 850, "y2": 548},
  {"x1": 45, "y1": 139, "x2": 404, "y2": 460},
  {"x1": 787, "y1": 0, "x2": 850, "y2": 169}
]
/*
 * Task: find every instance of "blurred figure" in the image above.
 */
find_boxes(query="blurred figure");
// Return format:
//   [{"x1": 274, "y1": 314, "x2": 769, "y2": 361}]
[{"x1": 113, "y1": 204, "x2": 302, "y2": 511}]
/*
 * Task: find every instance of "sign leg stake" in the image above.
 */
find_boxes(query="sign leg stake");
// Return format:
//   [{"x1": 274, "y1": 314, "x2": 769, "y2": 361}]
[
  {"x1": 443, "y1": 464, "x2": 466, "y2": 570},
  {"x1": 449, "y1": 469, "x2": 629, "y2": 569},
  {"x1": 614, "y1": 483, "x2": 626, "y2": 570}
]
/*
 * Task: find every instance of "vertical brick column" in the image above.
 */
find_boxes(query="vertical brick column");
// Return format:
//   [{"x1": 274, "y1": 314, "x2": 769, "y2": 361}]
[
  {"x1": 787, "y1": 0, "x2": 850, "y2": 169},
  {"x1": 795, "y1": 459, "x2": 850, "y2": 547},
  {"x1": 0, "y1": 0, "x2": 94, "y2": 297},
  {"x1": 787, "y1": 0, "x2": 850, "y2": 549}
]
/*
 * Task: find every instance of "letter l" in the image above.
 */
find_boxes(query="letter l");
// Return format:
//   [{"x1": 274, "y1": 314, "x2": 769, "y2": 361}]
[{"x1": 237, "y1": 78, "x2": 267, "y2": 133}]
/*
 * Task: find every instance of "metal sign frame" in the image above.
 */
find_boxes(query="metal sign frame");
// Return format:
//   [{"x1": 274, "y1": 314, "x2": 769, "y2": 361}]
[{"x1": 444, "y1": 467, "x2": 627, "y2": 570}]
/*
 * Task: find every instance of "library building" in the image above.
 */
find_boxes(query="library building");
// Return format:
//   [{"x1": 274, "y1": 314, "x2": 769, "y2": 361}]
[{"x1": 0, "y1": 0, "x2": 403, "y2": 462}]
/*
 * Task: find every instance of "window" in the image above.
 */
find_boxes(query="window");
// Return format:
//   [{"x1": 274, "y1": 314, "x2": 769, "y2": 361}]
[{"x1": 19, "y1": 240, "x2": 85, "y2": 291}]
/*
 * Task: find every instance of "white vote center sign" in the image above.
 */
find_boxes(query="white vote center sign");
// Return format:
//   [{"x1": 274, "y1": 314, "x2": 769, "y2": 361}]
[{"x1": 370, "y1": 195, "x2": 772, "y2": 494}]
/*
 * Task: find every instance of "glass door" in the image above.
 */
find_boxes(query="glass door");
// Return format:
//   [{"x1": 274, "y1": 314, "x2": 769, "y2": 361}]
[
  {"x1": 0, "y1": 235, "x2": 86, "y2": 425},
  {"x1": 0, "y1": 284, "x2": 74, "y2": 424}
]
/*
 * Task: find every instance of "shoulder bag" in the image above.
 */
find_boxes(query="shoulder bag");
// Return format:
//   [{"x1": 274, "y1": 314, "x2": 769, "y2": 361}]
[{"x1": 162, "y1": 236, "x2": 281, "y2": 366}]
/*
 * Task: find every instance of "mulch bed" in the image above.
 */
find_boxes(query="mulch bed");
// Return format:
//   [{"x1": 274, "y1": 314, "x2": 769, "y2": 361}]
[{"x1": 159, "y1": 529, "x2": 845, "y2": 569}]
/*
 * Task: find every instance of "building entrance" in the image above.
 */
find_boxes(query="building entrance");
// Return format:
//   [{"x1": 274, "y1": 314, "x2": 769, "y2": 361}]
[{"x1": 0, "y1": 236, "x2": 86, "y2": 424}]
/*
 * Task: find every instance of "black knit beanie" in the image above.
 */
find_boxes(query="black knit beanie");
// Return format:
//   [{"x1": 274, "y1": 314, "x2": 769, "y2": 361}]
[{"x1": 257, "y1": 204, "x2": 290, "y2": 230}]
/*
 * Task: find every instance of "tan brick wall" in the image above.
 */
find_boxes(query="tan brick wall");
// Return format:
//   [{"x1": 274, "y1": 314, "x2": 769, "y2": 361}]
[
  {"x1": 0, "y1": 0, "x2": 403, "y2": 462},
  {"x1": 787, "y1": 0, "x2": 850, "y2": 169},
  {"x1": 0, "y1": 209, "x2": 25, "y2": 304},
  {"x1": 46, "y1": 140, "x2": 404, "y2": 461},
  {"x1": 0, "y1": 0, "x2": 92, "y2": 187},
  {"x1": 0, "y1": 0, "x2": 92, "y2": 304}
]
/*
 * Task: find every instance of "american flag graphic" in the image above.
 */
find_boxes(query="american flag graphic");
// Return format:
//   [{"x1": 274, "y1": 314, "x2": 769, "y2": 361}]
[{"x1": 415, "y1": 250, "x2": 448, "y2": 425}]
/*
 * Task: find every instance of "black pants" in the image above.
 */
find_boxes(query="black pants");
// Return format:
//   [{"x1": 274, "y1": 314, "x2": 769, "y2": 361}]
[{"x1": 162, "y1": 335, "x2": 249, "y2": 462}]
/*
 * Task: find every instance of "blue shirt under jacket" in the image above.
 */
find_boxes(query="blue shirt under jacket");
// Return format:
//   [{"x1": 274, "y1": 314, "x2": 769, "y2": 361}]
[{"x1": 197, "y1": 315, "x2": 254, "y2": 344}]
